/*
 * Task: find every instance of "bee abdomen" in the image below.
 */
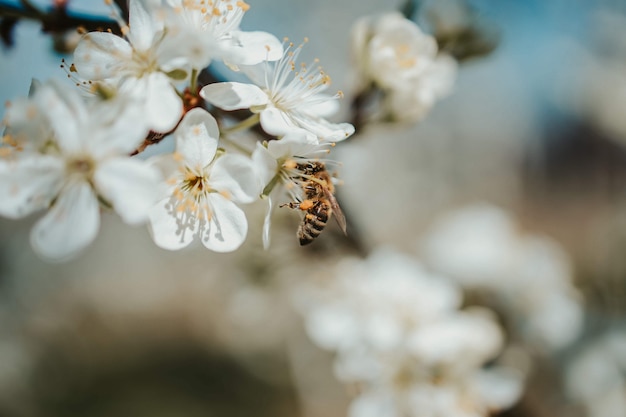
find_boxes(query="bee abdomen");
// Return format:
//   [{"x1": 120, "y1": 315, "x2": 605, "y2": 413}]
[{"x1": 298, "y1": 203, "x2": 331, "y2": 245}]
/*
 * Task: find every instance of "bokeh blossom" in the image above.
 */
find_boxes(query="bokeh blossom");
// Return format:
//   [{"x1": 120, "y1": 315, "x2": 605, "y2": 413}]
[
  {"x1": 351, "y1": 12, "x2": 457, "y2": 122},
  {"x1": 420, "y1": 204, "x2": 584, "y2": 352},
  {"x1": 295, "y1": 248, "x2": 524, "y2": 417}
]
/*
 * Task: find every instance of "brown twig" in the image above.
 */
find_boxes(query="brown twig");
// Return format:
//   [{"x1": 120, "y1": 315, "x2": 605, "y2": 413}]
[{"x1": 0, "y1": 1, "x2": 121, "y2": 38}]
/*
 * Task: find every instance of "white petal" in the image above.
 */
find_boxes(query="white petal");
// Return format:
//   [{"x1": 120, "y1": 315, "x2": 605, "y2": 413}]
[
  {"x1": 36, "y1": 81, "x2": 88, "y2": 154},
  {"x1": 349, "y1": 391, "x2": 397, "y2": 417},
  {"x1": 262, "y1": 197, "x2": 273, "y2": 249},
  {"x1": 200, "y1": 82, "x2": 268, "y2": 111},
  {"x1": 472, "y1": 367, "x2": 525, "y2": 411},
  {"x1": 252, "y1": 142, "x2": 278, "y2": 189},
  {"x1": 86, "y1": 95, "x2": 151, "y2": 157},
  {"x1": 175, "y1": 108, "x2": 219, "y2": 169},
  {"x1": 147, "y1": 153, "x2": 179, "y2": 183},
  {"x1": 259, "y1": 107, "x2": 296, "y2": 136},
  {"x1": 94, "y1": 157, "x2": 162, "y2": 225},
  {"x1": 128, "y1": 0, "x2": 159, "y2": 52},
  {"x1": 30, "y1": 181, "x2": 100, "y2": 262},
  {"x1": 202, "y1": 194, "x2": 247, "y2": 252},
  {"x1": 218, "y1": 31, "x2": 284, "y2": 65},
  {"x1": 3, "y1": 96, "x2": 50, "y2": 149},
  {"x1": 291, "y1": 113, "x2": 355, "y2": 143},
  {"x1": 0, "y1": 155, "x2": 64, "y2": 219},
  {"x1": 210, "y1": 154, "x2": 259, "y2": 203},
  {"x1": 148, "y1": 196, "x2": 197, "y2": 250},
  {"x1": 120, "y1": 73, "x2": 183, "y2": 133},
  {"x1": 300, "y1": 97, "x2": 340, "y2": 118},
  {"x1": 73, "y1": 32, "x2": 133, "y2": 80}
]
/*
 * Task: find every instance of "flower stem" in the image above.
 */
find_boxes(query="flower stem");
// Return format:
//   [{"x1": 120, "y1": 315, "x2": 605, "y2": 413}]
[
  {"x1": 219, "y1": 135, "x2": 254, "y2": 157},
  {"x1": 262, "y1": 174, "x2": 281, "y2": 197},
  {"x1": 221, "y1": 113, "x2": 261, "y2": 135},
  {"x1": 190, "y1": 68, "x2": 198, "y2": 93}
]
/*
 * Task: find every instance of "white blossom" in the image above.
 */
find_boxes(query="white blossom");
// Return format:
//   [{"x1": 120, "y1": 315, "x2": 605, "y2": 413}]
[
  {"x1": 148, "y1": 108, "x2": 259, "y2": 252},
  {"x1": 0, "y1": 80, "x2": 161, "y2": 261},
  {"x1": 251, "y1": 130, "x2": 332, "y2": 247},
  {"x1": 200, "y1": 40, "x2": 355, "y2": 142},
  {"x1": 72, "y1": 0, "x2": 185, "y2": 133},
  {"x1": 294, "y1": 247, "x2": 521, "y2": 417},
  {"x1": 1, "y1": 83, "x2": 50, "y2": 152},
  {"x1": 161, "y1": 0, "x2": 284, "y2": 70},
  {"x1": 420, "y1": 203, "x2": 583, "y2": 351},
  {"x1": 567, "y1": 331, "x2": 626, "y2": 417},
  {"x1": 351, "y1": 12, "x2": 457, "y2": 122}
]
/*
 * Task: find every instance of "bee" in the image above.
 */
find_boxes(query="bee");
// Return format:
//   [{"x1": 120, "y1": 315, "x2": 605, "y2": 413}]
[{"x1": 282, "y1": 161, "x2": 347, "y2": 245}]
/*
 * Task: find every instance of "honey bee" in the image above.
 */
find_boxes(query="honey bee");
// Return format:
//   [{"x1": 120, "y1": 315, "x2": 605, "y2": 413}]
[{"x1": 282, "y1": 161, "x2": 347, "y2": 245}]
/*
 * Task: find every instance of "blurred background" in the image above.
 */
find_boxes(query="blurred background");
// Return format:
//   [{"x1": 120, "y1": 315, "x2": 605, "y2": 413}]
[{"x1": 2, "y1": 0, "x2": 626, "y2": 416}]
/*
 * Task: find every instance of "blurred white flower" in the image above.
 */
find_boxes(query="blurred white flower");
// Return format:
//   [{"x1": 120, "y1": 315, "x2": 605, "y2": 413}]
[
  {"x1": 294, "y1": 247, "x2": 522, "y2": 417},
  {"x1": 351, "y1": 12, "x2": 457, "y2": 122},
  {"x1": 567, "y1": 331, "x2": 626, "y2": 417},
  {"x1": 420, "y1": 203, "x2": 583, "y2": 352},
  {"x1": 161, "y1": 0, "x2": 284, "y2": 70},
  {"x1": 1, "y1": 81, "x2": 50, "y2": 153},
  {"x1": 200, "y1": 40, "x2": 355, "y2": 142},
  {"x1": 298, "y1": 248, "x2": 461, "y2": 356},
  {"x1": 0, "y1": 80, "x2": 161, "y2": 261},
  {"x1": 148, "y1": 108, "x2": 258, "y2": 252},
  {"x1": 72, "y1": 0, "x2": 184, "y2": 132}
]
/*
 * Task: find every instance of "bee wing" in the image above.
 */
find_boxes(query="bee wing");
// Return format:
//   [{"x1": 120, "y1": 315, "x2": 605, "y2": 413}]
[{"x1": 324, "y1": 187, "x2": 347, "y2": 235}]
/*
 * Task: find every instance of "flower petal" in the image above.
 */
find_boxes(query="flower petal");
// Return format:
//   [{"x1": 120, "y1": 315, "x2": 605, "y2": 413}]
[
  {"x1": 262, "y1": 196, "x2": 273, "y2": 250},
  {"x1": 128, "y1": 0, "x2": 160, "y2": 52},
  {"x1": 94, "y1": 157, "x2": 162, "y2": 225},
  {"x1": 86, "y1": 94, "x2": 151, "y2": 157},
  {"x1": 30, "y1": 181, "x2": 100, "y2": 262},
  {"x1": 175, "y1": 108, "x2": 219, "y2": 169},
  {"x1": 36, "y1": 81, "x2": 88, "y2": 154},
  {"x1": 259, "y1": 107, "x2": 296, "y2": 136},
  {"x1": 252, "y1": 143, "x2": 278, "y2": 189},
  {"x1": 0, "y1": 155, "x2": 64, "y2": 219},
  {"x1": 120, "y1": 72, "x2": 183, "y2": 133},
  {"x1": 73, "y1": 32, "x2": 133, "y2": 80},
  {"x1": 219, "y1": 31, "x2": 284, "y2": 66},
  {"x1": 290, "y1": 113, "x2": 355, "y2": 143},
  {"x1": 202, "y1": 194, "x2": 247, "y2": 252},
  {"x1": 200, "y1": 82, "x2": 268, "y2": 111},
  {"x1": 3, "y1": 96, "x2": 50, "y2": 149},
  {"x1": 210, "y1": 154, "x2": 259, "y2": 203},
  {"x1": 300, "y1": 97, "x2": 340, "y2": 118},
  {"x1": 148, "y1": 196, "x2": 197, "y2": 250}
]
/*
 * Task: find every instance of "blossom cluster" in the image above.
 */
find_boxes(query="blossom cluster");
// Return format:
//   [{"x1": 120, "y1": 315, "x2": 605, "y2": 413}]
[
  {"x1": 420, "y1": 204, "x2": 583, "y2": 352},
  {"x1": 567, "y1": 330, "x2": 626, "y2": 417},
  {"x1": 351, "y1": 12, "x2": 457, "y2": 122},
  {"x1": 0, "y1": 0, "x2": 358, "y2": 261},
  {"x1": 295, "y1": 248, "x2": 523, "y2": 417}
]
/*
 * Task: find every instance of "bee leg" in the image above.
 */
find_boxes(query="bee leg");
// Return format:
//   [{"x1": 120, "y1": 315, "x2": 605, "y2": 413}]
[
  {"x1": 280, "y1": 200, "x2": 314, "y2": 211},
  {"x1": 280, "y1": 202, "x2": 302, "y2": 210}
]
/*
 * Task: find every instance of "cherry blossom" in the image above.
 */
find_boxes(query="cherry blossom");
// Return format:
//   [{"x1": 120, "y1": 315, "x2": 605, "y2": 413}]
[
  {"x1": 251, "y1": 130, "x2": 333, "y2": 247},
  {"x1": 0, "y1": 80, "x2": 161, "y2": 261},
  {"x1": 200, "y1": 40, "x2": 355, "y2": 142},
  {"x1": 351, "y1": 12, "x2": 457, "y2": 122},
  {"x1": 161, "y1": 0, "x2": 284, "y2": 70},
  {"x1": 72, "y1": 0, "x2": 185, "y2": 132},
  {"x1": 148, "y1": 108, "x2": 259, "y2": 252}
]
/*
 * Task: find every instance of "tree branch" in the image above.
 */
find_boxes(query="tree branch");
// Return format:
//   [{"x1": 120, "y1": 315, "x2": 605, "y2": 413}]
[{"x1": 0, "y1": 1, "x2": 121, "y2": 38}]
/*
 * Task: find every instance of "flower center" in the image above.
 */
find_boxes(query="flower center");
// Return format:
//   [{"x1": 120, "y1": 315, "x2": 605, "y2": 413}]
[
  {"x1": 67, "y1": 157, "x2": 95, "y2": 180},
  {"x1": 178, "y1": 0, "x2": 250, "y2": 38},
  {"x1": 265, "y1": 39, "x2": 335, "y2": 111}
]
